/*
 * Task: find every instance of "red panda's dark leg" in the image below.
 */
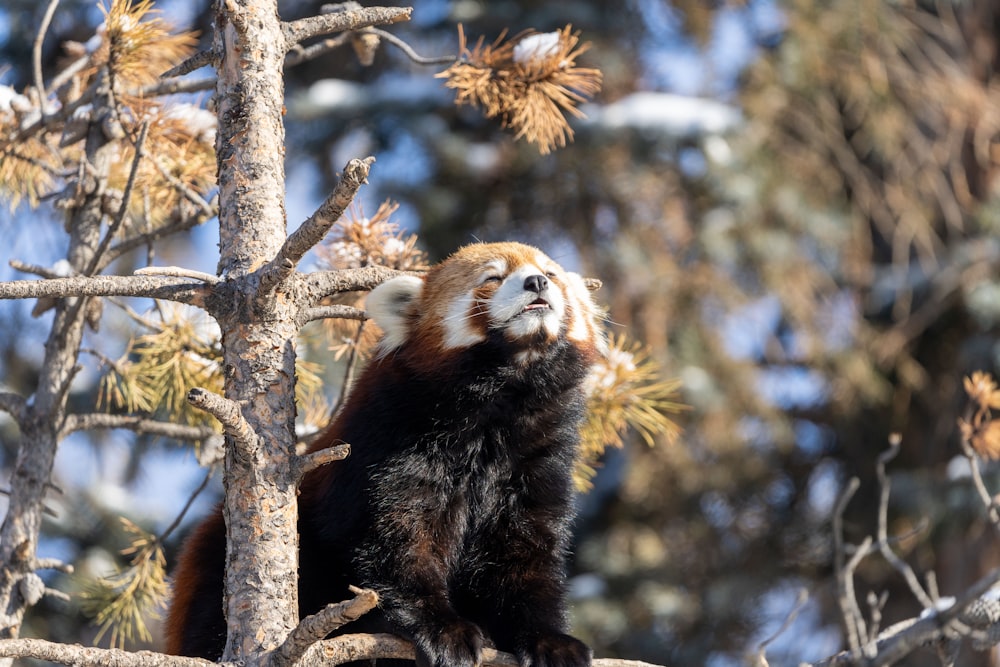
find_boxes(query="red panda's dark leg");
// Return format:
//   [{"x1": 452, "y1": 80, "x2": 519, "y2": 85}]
[
  {"x1": 164, "y1": 507, "x2": 228, "y2": 660},
  {"x1": 471, "y1": 471, "x2": 592, "y2": 667}
]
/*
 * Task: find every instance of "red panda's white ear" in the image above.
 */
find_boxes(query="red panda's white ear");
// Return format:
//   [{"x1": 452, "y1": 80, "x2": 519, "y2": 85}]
[{"x1": 366, "y1": 275, "x2": 424, "y2": 353}]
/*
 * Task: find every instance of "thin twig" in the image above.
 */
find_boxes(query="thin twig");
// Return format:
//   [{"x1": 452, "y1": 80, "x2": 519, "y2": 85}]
[
  {"x1": 285, "y1": 33, "x2": 352, "y2": 67},
  {"x1": 756, "y1": 587, "x2": 809, "y2": 664},
  {"x1": 159, "y1": 466, "x2": 216, "y2": 545},
  {"x1": 833, "y1": 476, "x2": 865, "y2": 654},
  {"x1": 46, "y1": 54, "x2": 91, "y2": 96},
  {"x1": 330, "y1": 320, "x2": 366, "y2": 416},
  {"x1": 366, "y1": 27, "x2": 458, "y2": 66},
  {"x1": 86, "y1": 120, "x2": 150, "y2": 277},
  {"x1": 875, "y1": 436, "x2": 934, "y2": 609},
  {"x1": 32, "y1": 0, "x2": 61, "y2": 113}
]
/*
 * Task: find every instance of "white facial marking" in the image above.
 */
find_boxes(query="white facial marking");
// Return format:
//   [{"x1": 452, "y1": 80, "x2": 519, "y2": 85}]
[
  {"x1": 488, "y1": 262, "x2": 566, "y2": 340},
  {"x1": 442, "y1": 291, "x2": 487, "y2": 349}
]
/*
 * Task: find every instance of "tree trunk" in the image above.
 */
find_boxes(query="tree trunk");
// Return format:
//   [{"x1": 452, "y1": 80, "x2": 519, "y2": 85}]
[
  {"x1": 211, "y1": 0, "x2": 301, "y2": 661},
  {"x1": 0, "y1": 82, "x2": 120, "y2": 665}
]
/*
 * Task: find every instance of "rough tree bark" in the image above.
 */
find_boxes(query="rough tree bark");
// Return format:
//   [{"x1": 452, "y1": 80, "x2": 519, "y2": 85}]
[{"x1": 209, "y1": 0, "x2": 300, "y2": 659}]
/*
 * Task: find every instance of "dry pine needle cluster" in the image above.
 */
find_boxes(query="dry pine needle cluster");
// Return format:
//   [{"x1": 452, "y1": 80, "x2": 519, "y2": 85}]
[{"x1": 438, "y1": 25, "x2": 603, "y2": 154}]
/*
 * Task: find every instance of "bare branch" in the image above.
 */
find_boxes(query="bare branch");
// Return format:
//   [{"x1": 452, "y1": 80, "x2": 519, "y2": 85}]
[
  {"x1": 261, "y1": 157, "x2": 374, "y2": 292},
  {"x1": 285, "y1": 33, "x2": 352, "y2": 67},
  {"x1": 9, "y1": 259, "x2": 67, "y2": 280},
  {"x1": 0, "y1": 638, "x2": 216, "y2": 667},
  {"x1": 367, "y1": 27, "x2": 457, "y2": 66},
  {"x1": 306, "y1": 634, "x2": 666, "y2": 667},
  {"x1": 756, "y1": 587, "x2": 808, "y2": 665},
  {"x1": 31, "y1": 558, "x2": 73, "y2": 574},
  {"x1": 302, "y1": 304, "x2": 367, "y2": 324},
  {"x1": 305, "y1": 266, "x2": 411, "y2": 301},
  {"x1": 0, "y1": 275, "x2": 210, "y2": 306},
  {"x1": 60, "y1": 413, "x2": 218, "y2": 442},
  {"x1": 833, "y1": 476, "x2": 866, "y2": 654},
  {"x1": 32, "y1": 0, "x2": 60, "y2": 113},
  {"x1": 0, "y1": 393, "x2": 27, "y2": 425},
  {"x1": 186, "y1": 388, "x2": 257, "y2": 458},
  {"x1": 875, "y1": 436, "x2": 933, "y2": 609},
  {"x1": 294, "y1": 443, "x2": 350, "y2": 480},
  {"x1": 958, "y1": 419, "x2": 1000, "y2": 527},
  {"x1": 108, "y1": 211, "x2": 215, "y2": 264},
  {"x1": 133, "y1": 266, "x2": 220, "y2": 285},
  {"x1": 160, "y1": 466, "x2": 216, "y2": 545},
  {"x1": 141, "y1": 76, "x2": 216, "y2": 97},
  {"x1": 272, "y1": 587, "x2": 378, "y2": 667},
  {"x1": 86, "y1": 120, "x2": 151, "y2": 277},
  {"x1": 161, "y1": 49, "x2": 217, "y2": 79},
  {"x1": 281, "y1": 6, "x2": 412, "y2": 52},
  {"x1": 813, "y1": 567, "x2": 1000, "y2": 667}
]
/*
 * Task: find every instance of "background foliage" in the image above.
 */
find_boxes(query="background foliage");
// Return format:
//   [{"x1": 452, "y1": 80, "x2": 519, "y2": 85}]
[{"x1": 3, "y1": 0, "x2": 1000, "y2": 665}]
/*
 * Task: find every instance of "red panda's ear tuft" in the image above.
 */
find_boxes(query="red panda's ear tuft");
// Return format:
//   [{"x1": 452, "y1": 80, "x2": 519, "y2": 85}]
[{"x1": 366, "y1": 275, "x2": 424, "y2": 354}]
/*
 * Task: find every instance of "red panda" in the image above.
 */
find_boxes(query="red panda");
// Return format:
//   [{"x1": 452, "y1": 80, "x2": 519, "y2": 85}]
[{"x1": 165, "y1": 242, "x2": 605, "y2": 667}]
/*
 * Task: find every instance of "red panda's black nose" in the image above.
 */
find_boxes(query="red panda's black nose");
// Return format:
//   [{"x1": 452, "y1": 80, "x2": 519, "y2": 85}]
[{"x1": 524, "y1": 274, "x2": 549, "y2": 294}]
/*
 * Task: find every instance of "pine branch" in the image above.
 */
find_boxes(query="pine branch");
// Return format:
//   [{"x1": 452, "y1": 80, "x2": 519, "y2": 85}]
[
  {"x1": 285, "y1": 33, "x2": 352, "y2": 67},
  {"x1": 281, "y1": 6, "x2": 411, "y2": 51},
  {"x1": 61, "y1": 413, "x2": 217, "y2": 441}
]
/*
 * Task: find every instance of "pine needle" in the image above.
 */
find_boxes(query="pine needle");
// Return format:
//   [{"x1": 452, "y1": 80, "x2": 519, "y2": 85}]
[
  {"x1": 577, "y1": 335, "x2": 686, "y2": 490},
  {"x1": 437, "y1": 25, "x2": 603, "y2": 154},
  {"x1": 80, "y1": 518, "x2": 169, "y2": 649}
]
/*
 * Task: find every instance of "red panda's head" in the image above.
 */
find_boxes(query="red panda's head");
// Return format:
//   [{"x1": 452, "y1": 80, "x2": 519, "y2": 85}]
[{"x1": 365, "y1": 242, "x2": 606, "y2": 368}]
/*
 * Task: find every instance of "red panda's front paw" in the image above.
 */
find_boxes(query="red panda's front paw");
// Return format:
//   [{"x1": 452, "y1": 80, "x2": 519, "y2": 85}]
[
  {"x1": 415, "y1": 618, "x2": 485, "y2": 667},
  {"x1": 518, "y1": 633, "x2": 592, "y2": 667}
]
